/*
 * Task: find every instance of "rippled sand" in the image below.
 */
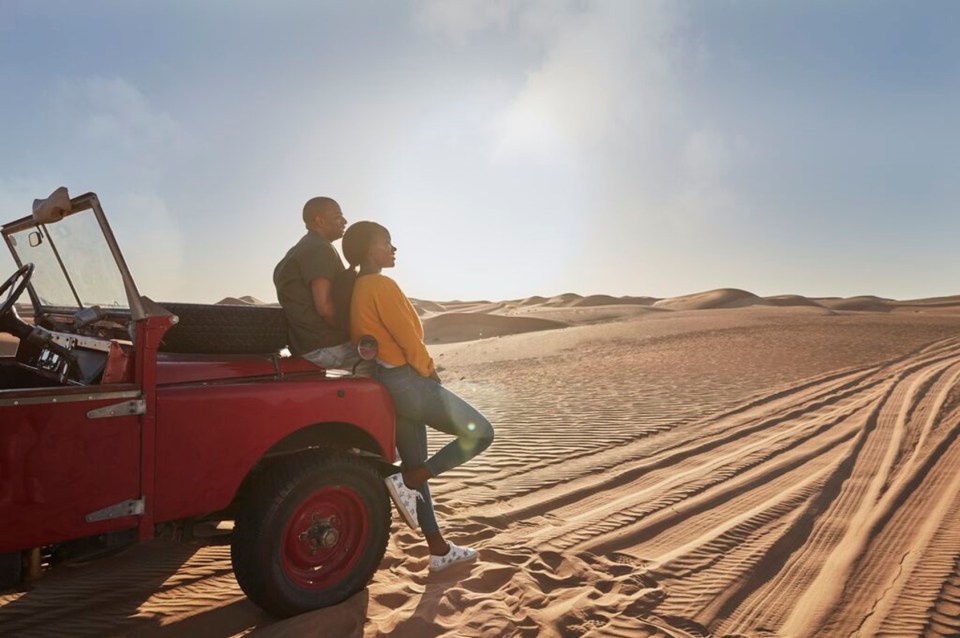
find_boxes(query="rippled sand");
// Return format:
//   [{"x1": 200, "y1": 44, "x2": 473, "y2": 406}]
[{"x1": 4, "y1": 303, "x2": 960, "y2": 637}]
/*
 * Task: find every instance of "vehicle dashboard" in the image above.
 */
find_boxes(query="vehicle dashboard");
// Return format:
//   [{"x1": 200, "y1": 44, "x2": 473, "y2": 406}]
[{"x1": 3, "y1": 309, "x2": 135, "y2": 389}]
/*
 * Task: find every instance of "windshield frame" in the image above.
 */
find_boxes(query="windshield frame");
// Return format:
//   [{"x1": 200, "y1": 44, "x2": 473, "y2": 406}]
[{"x1": 1, "y1": 192, "x2": 146, "y2": 321}]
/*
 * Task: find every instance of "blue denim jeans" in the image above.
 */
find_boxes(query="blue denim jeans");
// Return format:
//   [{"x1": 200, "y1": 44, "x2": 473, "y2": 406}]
[{"x1": 376, "y1": 364, "x2": 494, "y2": 534}]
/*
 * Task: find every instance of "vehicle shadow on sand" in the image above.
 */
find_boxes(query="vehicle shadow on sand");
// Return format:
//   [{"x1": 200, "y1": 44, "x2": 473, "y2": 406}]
[
  {"x1": 0, "y1": 540, "x2": 278, "y2": 637},
  {"x1": 0, "y1": 539, "x2": 376, "y2": 638}
]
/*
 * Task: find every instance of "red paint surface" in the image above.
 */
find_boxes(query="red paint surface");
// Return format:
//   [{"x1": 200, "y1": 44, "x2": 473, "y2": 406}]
[
  {"x1": 281, "y1": 486, "x2": 369, "y2": 590},
  {"x1": 153, "y1": 376, "x2": 395, "y2": 522},
  {"x1": 156, "y1": 353, "x2": 320, "y2": 386},
  {"x1": 0, "y1": 395, "x2": 141, "y2": 552},
  {"x1": 2, "y1": 313, "x2": 395, "y2": 554}
]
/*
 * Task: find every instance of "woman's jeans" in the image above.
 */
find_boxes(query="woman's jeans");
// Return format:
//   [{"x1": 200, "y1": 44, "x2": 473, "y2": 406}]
[{"x1": 376, "y1": 365, "x2": 494, "y2": 535}]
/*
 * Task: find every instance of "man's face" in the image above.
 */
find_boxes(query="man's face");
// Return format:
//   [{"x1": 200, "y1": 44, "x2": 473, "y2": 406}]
[{"x1": 314, "y1": 206, "x2": 347, "y2": 241}]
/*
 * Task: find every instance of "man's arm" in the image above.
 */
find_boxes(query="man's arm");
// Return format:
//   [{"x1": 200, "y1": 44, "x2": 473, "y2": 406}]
[{"x1": 310, "y1": 277, "x2": 338, "y2": 329}]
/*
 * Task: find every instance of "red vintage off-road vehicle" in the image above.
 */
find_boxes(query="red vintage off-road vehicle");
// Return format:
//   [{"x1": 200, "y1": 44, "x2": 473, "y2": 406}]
[{"x1": 0, "y1": 188, "x2": 397, "y2": 617}]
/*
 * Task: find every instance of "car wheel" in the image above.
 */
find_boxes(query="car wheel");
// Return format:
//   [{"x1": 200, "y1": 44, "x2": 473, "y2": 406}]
[{"x1": 231, "y1": 449, "x2": 391, "y2": 617}]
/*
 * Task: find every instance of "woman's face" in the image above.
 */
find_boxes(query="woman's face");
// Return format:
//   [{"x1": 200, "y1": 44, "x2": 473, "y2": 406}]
[{"x1": 368, "y1": 230, "x2": 396, "y2": 269}]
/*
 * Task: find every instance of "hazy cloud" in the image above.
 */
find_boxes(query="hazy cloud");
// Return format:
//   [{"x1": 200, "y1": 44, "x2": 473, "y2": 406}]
[
  {"x1": 39, "y1": 77, "x2": 188, "y2": 299},
  {"x1": 413, "y1": 0, "x2": 515, "y2": 42},
  {"x1": 486, "y1": 3, "x2": 743, "y2": 234},
  {"x1": 51, "y1": 77, "x2": 189, "y2": 176},
  {"x1": 4, "y1": 3, "x2": 958, "y2": 301},
  {"x1": 494, "y1": 2, "x2": 678, "y2": 156}
]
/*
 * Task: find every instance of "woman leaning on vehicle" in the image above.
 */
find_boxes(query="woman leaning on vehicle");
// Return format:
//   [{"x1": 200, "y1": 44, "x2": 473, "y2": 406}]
[{"x1": 337, "y1": 221, "x2": 494, "y2": 573}]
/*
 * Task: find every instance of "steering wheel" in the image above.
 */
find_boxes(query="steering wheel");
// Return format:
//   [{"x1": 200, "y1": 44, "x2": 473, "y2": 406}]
[
  {"x1": 0, "y1": 263, "x2": 34, "y2": 321},
  {"x1": 0, "y1": 263, "x2": 79, "y2": 376}
]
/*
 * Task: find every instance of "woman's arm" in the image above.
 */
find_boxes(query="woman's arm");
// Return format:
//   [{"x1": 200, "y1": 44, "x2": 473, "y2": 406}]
[{"x1": 374, "y1": 278, "x2": 436, "y2": 378}]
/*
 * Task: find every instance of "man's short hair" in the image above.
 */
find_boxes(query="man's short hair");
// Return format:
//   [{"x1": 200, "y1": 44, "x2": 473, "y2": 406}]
[{"x1": 303, "y1": 197, "x2": 339, "y2": 225}]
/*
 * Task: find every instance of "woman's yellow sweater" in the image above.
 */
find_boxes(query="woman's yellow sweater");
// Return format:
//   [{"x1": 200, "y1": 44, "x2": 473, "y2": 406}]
[{"x1": 349, "y1": 273, "x2": 436, "y2": 378}]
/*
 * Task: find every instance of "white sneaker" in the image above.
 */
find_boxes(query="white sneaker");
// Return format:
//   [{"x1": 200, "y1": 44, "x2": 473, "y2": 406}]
[
  {"x1": 385, "y1": 473, "x2": 421, "y2": 529},
  {"x1": 429, "y1": 542, "x2": 478, "y2": 572}
]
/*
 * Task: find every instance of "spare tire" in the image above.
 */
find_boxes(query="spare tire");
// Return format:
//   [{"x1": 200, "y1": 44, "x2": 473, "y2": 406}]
[{"x1": 158, "y1": 302, "x2": 288, "y2": 354}]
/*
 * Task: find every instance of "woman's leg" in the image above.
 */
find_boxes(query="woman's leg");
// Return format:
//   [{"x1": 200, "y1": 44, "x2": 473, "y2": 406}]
[
  {"x1": 394, "y1": 414, "x2": 439, "y2": 534},
  {"x1": 394, "y1": 415, "x2": 451, "y2": 555},
  {"x1": 412, "y1": 378, "x2": 494, "y2": 479},
  {"x1": 379, "y1": 365, "x2": 492, "y2": 555}
]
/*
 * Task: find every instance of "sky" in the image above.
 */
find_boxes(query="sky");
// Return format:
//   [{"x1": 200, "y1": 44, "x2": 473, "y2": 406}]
[{"x1": 1, "y1": 0, "x2": 958, "y2": 303}]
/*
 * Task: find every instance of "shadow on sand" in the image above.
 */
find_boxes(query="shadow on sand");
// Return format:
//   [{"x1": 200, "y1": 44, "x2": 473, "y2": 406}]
[
  {"x1": 0, "y1": 539, "x2": 373, "y2": 638},
  {"x1": 0, "y1": 541, "x2": 262, "y2": 637}
]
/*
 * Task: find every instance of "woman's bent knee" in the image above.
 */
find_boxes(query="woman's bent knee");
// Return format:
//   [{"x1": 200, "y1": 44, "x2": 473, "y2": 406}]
[{"x1": 469, "y1": 418, "x2": 494, "y2": 456}]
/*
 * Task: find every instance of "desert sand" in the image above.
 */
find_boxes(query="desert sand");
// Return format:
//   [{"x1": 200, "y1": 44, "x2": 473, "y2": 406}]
[{"x1": 4, "y1": 289, "x2": 960, "y2": 637}]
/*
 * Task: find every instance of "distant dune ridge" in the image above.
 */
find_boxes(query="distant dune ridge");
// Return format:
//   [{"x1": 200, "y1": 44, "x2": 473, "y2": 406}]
[
  {"x1": 653, "y1": 288, "x2": 766, "y2": 311},
  {"x1": 409, "y1": 298, "x2": 446, "y2": 315},
  {"x1": 422, "y1": 312, "x2": 565, "y2": 344},
  {"x1": 762, "y1": 294, "x2": 824, "y2": 308},
  {"x1": 216, "y1": 295, "x2": 269, "y2": 306},
  {"x1": 518, "y1": 295, "x2": 548, "y2": 306},
  {"x1": 571, "y1": 294, "x2": 657, "y2": 307},
  {"x1": 404, "y1": 288, "x2": 958, "y2": 343},
  {"x1": 2, "y1": 289, "x2": 955, "y2": 359},
  {"x1": 815, "y1": 295, "x2": 895, "y2": 312},
  {"x1": 898, "y1": 294, "x2": 960, "y2": 307}
]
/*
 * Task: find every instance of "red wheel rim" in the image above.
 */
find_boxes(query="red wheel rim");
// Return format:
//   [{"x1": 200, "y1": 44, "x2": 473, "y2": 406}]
[{"x1": 280, "y1": 486, "x2": 369, "y2": 590}]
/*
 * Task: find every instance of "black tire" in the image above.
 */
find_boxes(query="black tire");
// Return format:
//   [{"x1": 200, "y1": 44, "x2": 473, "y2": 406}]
[
  {"x1": 231, "y1": 450, "x2": 391, "y2": 617},
  {"x1": 158, "y1": 302, "x2": 288, "y2": 354},
  {"x1": 0, "y1": 551, "x2": 22, "y2": 590}
]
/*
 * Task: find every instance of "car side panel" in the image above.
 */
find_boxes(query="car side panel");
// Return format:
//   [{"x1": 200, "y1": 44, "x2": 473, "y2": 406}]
[
  {"x1": 0, "y1": 392, "x2": 141, "y2": 553},
  {"x1": 153, "y1": 377, "x2": 395, "y2": 523}
]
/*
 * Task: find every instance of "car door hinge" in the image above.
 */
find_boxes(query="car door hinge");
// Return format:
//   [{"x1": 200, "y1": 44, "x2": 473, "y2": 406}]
[
  {"x1": 85, "y1": 497, "x2": 145, "y2": 523},
  {"x1": 87, "y1": 398, "x2": 145, "y2": 419}
]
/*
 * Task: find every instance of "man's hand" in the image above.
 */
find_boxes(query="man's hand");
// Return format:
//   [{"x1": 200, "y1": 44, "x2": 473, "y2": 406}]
[{"x1": 430, "y1": 369, "x2": 443, "y2": 384}]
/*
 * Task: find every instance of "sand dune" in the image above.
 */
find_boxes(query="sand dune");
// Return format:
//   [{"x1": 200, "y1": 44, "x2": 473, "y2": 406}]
[
  {"x1": 434, "y1": 300, "x2": 493, "y2": 311},
  {"x1": 409, "y1": 299, "x2": 447, "y2": 314},
  {"x1": 422, "y1": 312, "x2": 565, "y2": 344},
  {"x1": 7, "y1": 295, "x2": 960, "y2": 636},
  {"x1": 544, "y1": 293, "x2": 583, "y2": 307},
  {"x1": 653, "y1": 287, "x2": 769, "y2": 311},
  {"x1": 897, "y1": 294, "x2": 960, "y2": 307},
  {"x1": 518, "y1": 295, "x2": 548, "y2": 306},
  {"x1": 446, "y1": 301, "x2": 512, "y2": 315},
  {"x1": 501, "y1": 303, "x2": 661, "y2": 326},
  {"x1": 216, "y1": 296, "x2": 255, "y2": 306},
  {"x1": 214, "y1": 296, "x2": 270, "y2": 306},
  {"x1": 816, "y1": 295, "x2": 894, "y2": 312},
  {"x1": 763, "y1": 294, "x2": 825, "y2": 308},
  {"x1": 4, "y1": 287, "x2": 958, "y2": 356},
  {"x1": 570, "y1": 294, "x2": 657, "y2": 307}
]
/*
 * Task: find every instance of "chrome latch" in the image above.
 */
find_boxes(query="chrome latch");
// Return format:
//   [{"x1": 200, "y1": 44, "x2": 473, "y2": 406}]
[
  {"x1": 85, "y1": 497, "x2": 145, "y2": 522},
  {"x1": 87, "y1": 399, "x2": 146, "y2": 419}
]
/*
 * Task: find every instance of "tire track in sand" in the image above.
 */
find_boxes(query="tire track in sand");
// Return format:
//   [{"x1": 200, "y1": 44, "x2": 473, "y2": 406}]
[
  {"x1": 593, "y1": 336, "x2": 960, "y2": 638},
  {"x1": 444, "y1": 335, "x2": 960, "y2": 637}
]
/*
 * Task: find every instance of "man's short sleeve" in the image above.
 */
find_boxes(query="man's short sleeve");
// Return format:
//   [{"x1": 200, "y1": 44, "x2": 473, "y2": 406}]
[{"x1": 298, "y1": 240, "x2": 343, "y2": 284}]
